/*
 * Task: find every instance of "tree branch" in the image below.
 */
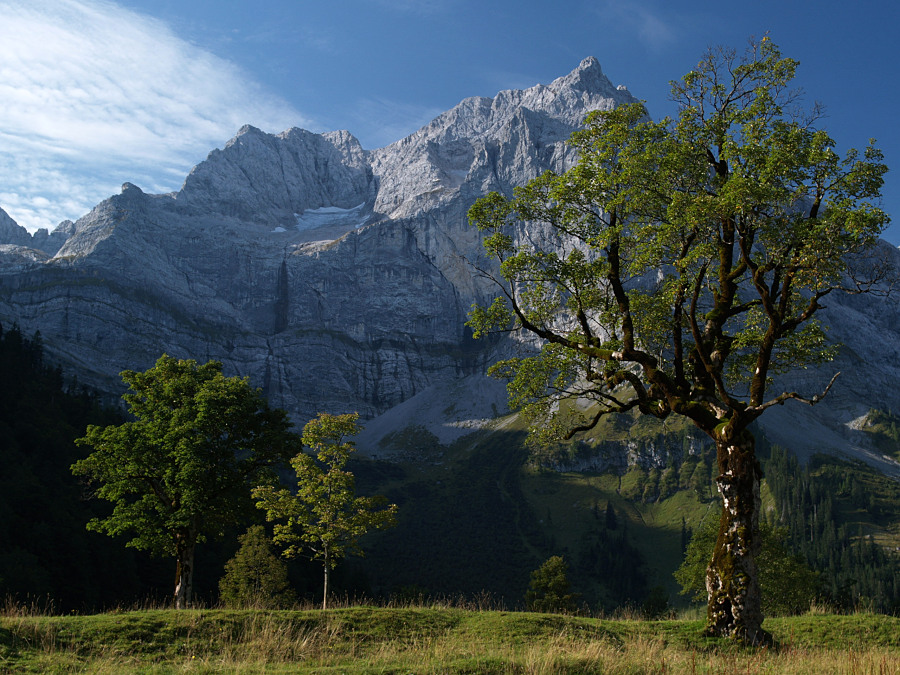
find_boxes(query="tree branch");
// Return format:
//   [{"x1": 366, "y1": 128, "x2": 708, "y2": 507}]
[{"x1": 749, "y1": 371, "x2": 841, "y2": 414}]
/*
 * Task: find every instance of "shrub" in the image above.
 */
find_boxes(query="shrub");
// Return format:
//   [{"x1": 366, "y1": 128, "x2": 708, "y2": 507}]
[
  {"x1": 218, "y1": 525, "x2": 296, "y2": 609},
  {"x1": 525, "y1": 556, "x2": 580, "y2": 614}
]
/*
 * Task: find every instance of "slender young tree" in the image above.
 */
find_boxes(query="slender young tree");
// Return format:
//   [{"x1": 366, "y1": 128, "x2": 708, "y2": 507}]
[
  {"x1": 73, "y1": 355, "x2": 298, "y2": 609},
  {"x1": 253, "y1": 413, "x2": 398, "y2": 609},
  {"x1": 467, "y1": 39, "x2": 889, "y2": 644}
]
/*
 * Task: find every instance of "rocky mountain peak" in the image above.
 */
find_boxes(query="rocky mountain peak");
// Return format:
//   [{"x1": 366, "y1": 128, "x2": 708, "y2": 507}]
[
  {"x1": 0, "y1": 206, "x2": 72, "y2": 256},
  {"x1": 174, "y1": 123, "x2": 372, "y2": 226},
  {"x1": 233, "y1": 123, "x2": 265, "y2": 140},
  {"x1": 0, "y1": 207, "x2": 31, "y2": 247},
  {"x1": 552, "y1": 56, "x2": 612, "y2": 92},
  {"x1": 2, "y1": 57, "x2": 644, "y2": 419}
]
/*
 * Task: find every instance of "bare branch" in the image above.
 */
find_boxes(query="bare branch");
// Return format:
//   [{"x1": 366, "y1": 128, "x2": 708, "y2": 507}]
[
  {"x1": 749, "y1": 371, "x2": 841, "y2": 414},
  {"x1": 563, "y1": 397, "x2": 641, "y2": 439}
]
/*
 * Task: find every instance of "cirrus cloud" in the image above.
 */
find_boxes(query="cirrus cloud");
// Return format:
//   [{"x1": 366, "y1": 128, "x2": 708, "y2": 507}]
[{"x1": 0, "y1": 0, "x2": 309, "y2": 232}]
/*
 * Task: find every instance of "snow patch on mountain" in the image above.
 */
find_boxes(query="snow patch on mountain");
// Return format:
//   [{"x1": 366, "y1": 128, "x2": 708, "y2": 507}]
[{"x1": 295, "y1": 203, "x2": 368, "y2": 233}]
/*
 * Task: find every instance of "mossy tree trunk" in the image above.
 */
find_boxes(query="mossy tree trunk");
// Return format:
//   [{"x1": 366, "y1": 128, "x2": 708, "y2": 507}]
[
  {"x1": 174, "y1": 529, "x2": 197, "y2": 610},
  {"x1": 705, "y1": 430, "x2": 771, "y2": 645}
]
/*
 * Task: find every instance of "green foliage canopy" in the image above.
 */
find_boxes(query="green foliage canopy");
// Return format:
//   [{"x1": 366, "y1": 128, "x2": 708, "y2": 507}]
[
  {"x1": 73, "y1": 354, "x2": 298, "y2": 607},
  {"x1": 468, "y1": 39, "x2": 889, "y2": 446}
]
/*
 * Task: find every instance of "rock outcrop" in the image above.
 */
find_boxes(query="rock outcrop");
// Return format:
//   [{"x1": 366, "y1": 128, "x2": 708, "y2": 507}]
[{"x1": 0, "y1": 206, "x2": 72, "y2": 255}]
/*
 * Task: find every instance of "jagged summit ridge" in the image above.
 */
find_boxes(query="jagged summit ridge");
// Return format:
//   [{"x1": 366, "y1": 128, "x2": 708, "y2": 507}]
[
  {"x1": 0, "y1": 205, "x2": 72, "y2": 256},
  {"x1": 381, "y1": 56, "x2": 627, "y2": 149},
  {"x1": 366, "y1": 59, "x2": 637, "y2": 222},
  {"x1": 166, "y1": 57, "x2": 637, "y2": 230},
  {"x1": 487, "y1": 55, "x2": 624, "y2": 123},
  {"x1": 176, "y1": 124, "x2": 372, "y2": 227},
  {"x1": 557, "y1": 56, "x2": 617, "y2": 93}
]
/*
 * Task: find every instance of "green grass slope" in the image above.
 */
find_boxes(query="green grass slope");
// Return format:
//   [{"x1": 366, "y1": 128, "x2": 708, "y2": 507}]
[{"x1": 2, "y1": 607, "x2": 898, "y2": 673}]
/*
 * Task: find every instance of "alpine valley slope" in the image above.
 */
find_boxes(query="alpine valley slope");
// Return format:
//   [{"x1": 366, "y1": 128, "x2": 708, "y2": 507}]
[{"x1": 1, "y1": 57, "x2": 899, "y2": 476}]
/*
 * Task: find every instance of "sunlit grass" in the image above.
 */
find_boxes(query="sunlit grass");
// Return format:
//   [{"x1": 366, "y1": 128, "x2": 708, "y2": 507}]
[{"x1": 2, "y1": 599, "x2": 898, "y2": 673}]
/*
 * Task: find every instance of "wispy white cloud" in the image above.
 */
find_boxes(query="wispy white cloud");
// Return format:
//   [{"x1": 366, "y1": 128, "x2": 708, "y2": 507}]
[
  {"x1": 0, "y1": 0, "x2": 310, "y2": 232},
  {"x1": 592, "y1": 0, "x2": 677, "y2": 51}
]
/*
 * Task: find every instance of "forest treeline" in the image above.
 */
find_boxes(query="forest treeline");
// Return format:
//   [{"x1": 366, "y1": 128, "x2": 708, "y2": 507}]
[{"x1": 763, "y1": 445, "x2": 900, "y2": 613}]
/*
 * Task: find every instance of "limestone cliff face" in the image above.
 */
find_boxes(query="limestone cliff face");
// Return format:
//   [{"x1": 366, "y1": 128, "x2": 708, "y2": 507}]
[{"x1": 0, "y1": 57, "x2": 637, "y2": 419}]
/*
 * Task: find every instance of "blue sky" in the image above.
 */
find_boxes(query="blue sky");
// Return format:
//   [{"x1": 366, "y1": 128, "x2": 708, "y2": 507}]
[{"x1": 2, "y1": 0, "x2": 899, "y2": 244}]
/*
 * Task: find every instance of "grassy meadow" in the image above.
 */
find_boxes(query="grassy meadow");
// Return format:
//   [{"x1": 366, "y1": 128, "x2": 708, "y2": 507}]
[{"x1": 1, "y1": 602, "x2": 898, "y2": 674}]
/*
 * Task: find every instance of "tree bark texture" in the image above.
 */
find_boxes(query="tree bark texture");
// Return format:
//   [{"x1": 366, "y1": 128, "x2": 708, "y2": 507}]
[
  {"x1": 322, "y1": 547, "x2": 330, "y2": 610},
  {"x1": 705, "y1": 432, "x2": 771, "y2": 645},
  {"x1": 174, "y1": 536, "x2": 196, "y2": 610}
]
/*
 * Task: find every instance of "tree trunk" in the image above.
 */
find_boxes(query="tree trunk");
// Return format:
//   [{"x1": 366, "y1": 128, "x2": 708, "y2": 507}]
[
  {"x1": 322, "y1": 548, "x2": 330, "y2": 610},
  {"x1": 705, "y1": 431, "x2": 771, "y2": 645},
  {"x1": 174, "y1": 533, "x2": 196, "y2": 610}
]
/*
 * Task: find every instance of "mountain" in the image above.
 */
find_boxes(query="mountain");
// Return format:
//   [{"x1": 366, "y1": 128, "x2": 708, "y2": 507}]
[
  {"x1": 0, "y1": 58, "x2": 633, "y2": 415},
  {"x1": 0, "y1": 57, "x2": 899, "y2": 477},
  {"x1": 0, "y1": 206, "x2": 73, "y2": 256}
]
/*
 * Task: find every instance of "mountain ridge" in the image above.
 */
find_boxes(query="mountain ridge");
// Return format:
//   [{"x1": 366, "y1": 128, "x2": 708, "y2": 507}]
[
  {"x1": 0, "y1": 58, "x2": 636, "y2": 423},
  {"x1": 0, "y1": 57, "x2": 898, "y2": 478}
]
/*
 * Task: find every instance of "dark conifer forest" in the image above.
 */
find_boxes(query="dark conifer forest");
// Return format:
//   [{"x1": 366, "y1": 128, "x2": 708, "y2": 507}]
[
  {"x1": 0, "y1": 323, "x2": 165, "y2": 609},
  {"x1": 763, "y1": 446, "x2": 900, "y2": 613},
  {"x1": 0, "y1": 324, "x2": 190, "y2": 609}
]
